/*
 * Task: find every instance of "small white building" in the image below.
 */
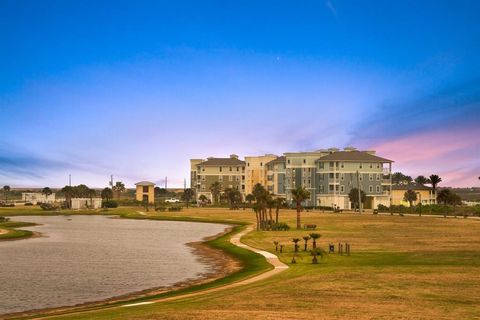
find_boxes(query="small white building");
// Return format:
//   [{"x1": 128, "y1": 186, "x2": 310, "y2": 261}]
[
  {"x1": 70, "y1": 198, "x2": 103, "y2": 210},
  {"x1": 22, "y1": 192, "x2": 56, "y2": 205}
]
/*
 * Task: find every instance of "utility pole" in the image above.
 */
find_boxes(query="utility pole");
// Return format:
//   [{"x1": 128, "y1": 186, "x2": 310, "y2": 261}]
[
  {"x1": 69, "y1": 174, "x2": 71, "y2": 187},
  {"x1": 356, "y1": 170, "x2": 362, "y2": 214},
  {"x1": 165, "y1": 176, "x2": 167, "y2": 190},
  {"x1": 110, "y1": 175, "x2": 114, "y2": 189},
  {"x1": 184, "y1": 178, "x2": 186, "y2": 190}
]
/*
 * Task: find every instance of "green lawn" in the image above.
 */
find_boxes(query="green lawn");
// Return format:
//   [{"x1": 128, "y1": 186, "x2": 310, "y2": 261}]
[{"x1": 2, "y1": 207, "x2": 480, "y2": 319}]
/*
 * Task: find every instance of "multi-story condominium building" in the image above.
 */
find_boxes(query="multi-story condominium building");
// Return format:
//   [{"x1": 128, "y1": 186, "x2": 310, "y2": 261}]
[
  {"x1": 190, "y1": 155, "x2": 246, "y2": 201},
  {"x1": 265, "y1": 156, "x2": 286, "y2": 195},
  {"x1": 190, "y1": 147, "x2": 393, "y2": 209},
  {"x1": 314, "y1": 149, "x2": 392, "y2": 209},
  {"x1": 245, "y1": 154, "x2": 278, "y2": 195}
]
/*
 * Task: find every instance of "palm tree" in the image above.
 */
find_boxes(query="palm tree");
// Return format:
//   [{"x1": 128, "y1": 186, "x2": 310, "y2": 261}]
[
  {"x1": 279, "y1": 244, "x2": 284, "y2": 253},
  {"x1": 266, "y1": 196, "x2": 275, "y2": 228},
  {"x1": 414, "y1": 175, "x2": 430, "y2": 185},
  {"x1": 42, "y1": 187, "x2": 53, "y2": 202},
  {"x1": 210, "y1": 181, "x2": 222, "y2": 205},
  {"x1": 348, "y1": 188, "x2": 366, "y2": 212},
  {"x1": 437, "y1": 189, "x2": 451, "y2": 217},
  {"x1": 403, "y1": 190, "x2": 418, "y2": 211},
  {"x1": 112, "y1": 181, "x2": 126, "y2": 200},
  {"x1": 3, "y1": 185, "x2": 11, "y2": 202},
  {"x1": 273, "y1": 241, "x2": 279, "y2": 252},
  {"x1": 309, "y1": 233, "x2": 321, "y2": 249},
  {"x1": 302, "y1": 235, "x2": 311, "y2": 251},
  {"x1": 101, "y1": 187, "x2": 113, "y2": 201},
  {"x1": 275, "y1": 197, "x2": 285, "y2": 224},
  {"x1": 292, "y1": 238, "x2": 300, "y2": 252},
  {"x1": 87, "y1": 188, "x2": 97, "y2": 208},
  {"x1": 182, "y1": 188, "x2": 195, "y2": 208},
  {"x1": 311, "y1": 248, "x2": 325, "y2": 264},
  {"x1": 291, "y1": 186, "x2": 310, "y2": 229},
  {"x1": 429, "y1": 175, "x2": 442, "y2": 196},
  {"x1": 245, "y1": 194, "x2": 255, "y2": 206},
  {"x1": 198, "y1": 194, "x2": 208, "y2": 206},
  {"x1": 61, "y1": 185, "x2": 75, "y2": 209}
]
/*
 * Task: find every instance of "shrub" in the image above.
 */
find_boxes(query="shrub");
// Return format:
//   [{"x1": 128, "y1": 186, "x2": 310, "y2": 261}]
[
  {"x1": 102, "y1": 200, "x2": 118, "y2": 208},
  {"x1": 273, "y1": 222, "x2": 290, "y2": 231},
  {"x1": 377, "y1": 204, "x2": 389, "y2": 212},
  {"x1": 168, "y1": 206, "x2": 183, "y2": 212},
  {"x1": 0, "y1": 216, "x2": 10, "y2": 222},
  {"x1": 24, "y1": 202, "x2": 34, "y2": 206},
  {"x1": 40, "y1": 203, "x2": 59, "y2": 211},
  {"x1": 155, "y1": 207, "x2": 166, "y2": 212}
]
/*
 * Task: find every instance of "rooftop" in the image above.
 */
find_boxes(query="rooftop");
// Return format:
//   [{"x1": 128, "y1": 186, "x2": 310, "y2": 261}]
[
  {"x1": 197, "y1": 157, "x2": 246, "y2": 166},
  {"x1": 392, "y1": 184, "x2": 432, "y2": 191},
  {"x1": 317, "y1": 150, "x2": 393, "y2": 163},
  {"x1": 135, "y1": 181, "x2": 155, "y2": 186},
  {"x1": 265, "y1": 156, "x2": 286, "y2": 166}
]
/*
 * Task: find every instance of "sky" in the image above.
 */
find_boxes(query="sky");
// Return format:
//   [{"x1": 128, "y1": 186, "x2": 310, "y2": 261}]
[{"x1": 0, "y1": 0, "x2": 479, "y2": 188}]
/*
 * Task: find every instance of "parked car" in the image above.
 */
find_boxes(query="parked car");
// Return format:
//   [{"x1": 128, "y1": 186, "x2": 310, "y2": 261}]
[{"x1": 165, "y1": 198, "x2": 180, "y2": 203}]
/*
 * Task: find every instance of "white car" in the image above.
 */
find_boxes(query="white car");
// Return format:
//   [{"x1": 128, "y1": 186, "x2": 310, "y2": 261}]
[{"x1": 165, "y1": 198, "x2": 180, "y2": 203}]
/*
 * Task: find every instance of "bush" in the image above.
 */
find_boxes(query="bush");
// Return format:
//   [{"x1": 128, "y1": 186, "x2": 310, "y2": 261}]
[
  {"x1": 168, "y1": 206, "x2": 183, "y2": 212},
  {"x1": 40, "y1": 203, "x2": 59, "y2": 211},
  {"x1": 0, "y1": 203, "x2": 15, "y2": 207},
  {"x1": 102, "y1": 200, "x2": 118, "y2": 208},
  {"x1": 273, "y1": 222, "x2": 290, "y2": 231},
  {"x1": 24, "y1": 202, "x2": 34, "y2": 206},
  {"x1": 377, "y1": 204, "x2": 389, "y2": 212},
  {"x1": 0, "y1": 216, "x2": 10, "y2": 222},
  {"x1": 155, "y1": 207, "x2": 166, "y2": 212}
]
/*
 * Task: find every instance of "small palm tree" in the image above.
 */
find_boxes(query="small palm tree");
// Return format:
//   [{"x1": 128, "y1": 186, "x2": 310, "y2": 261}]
[
  {"x1": 210, "y1": 182, "x2": 222, "y2": 205},
  {"x1": 245, "y1": 194, "x2": 255, "y2": 206},
  {"x1": 309, "y1": 233, "x2": 321, "y2": 249},
  {"x1": 429, "y1": 175, "x2": 442, "y2": 196},
  {"x1": 292, "y1": 238, "x2": 300, "y2": 252},
  {"x1": 302, "y1": 235, "x2": 311, "y2": 251},
  {"x1": 101, "y1": 187, "x2": 113, "y2": 201},
  {"x1": 279, "y1": 244, "x2": 284, "y2": 253},
  {"x1": 275, "y1": 197, "x2": 285, "y2": 224},
  {"x1": 3, "y1": 185, "x2": 11, "y2": 202},
  {"x1": 291, "y1": 187, "x2": 310, "y2": 229},
  {"x1": 403, "y1": 190, "x2": 418, "y2": 211},
  {"x1": 311, "y1": 248, "x2": 326, "y2": 264},
  {"x1": 112, "y1": 181, "x2": 126, "y2": 200},
  {"x1": 198, "y1": 194, "x2": 208, "y2": 206},
  {"x1": 42, "y1": 187, "x2": 53, "y2": 202},
  {"x1": 183, "y1": 188, "x2": 195, "y2": 208},
  {"x1": 273, "y1": 241, "x2": 279, "y2": 252}
]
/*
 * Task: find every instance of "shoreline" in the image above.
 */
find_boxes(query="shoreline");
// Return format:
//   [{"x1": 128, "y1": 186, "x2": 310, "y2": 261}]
[{"x1": 0, "y1": 222, "x2": 242, "y2": 320}]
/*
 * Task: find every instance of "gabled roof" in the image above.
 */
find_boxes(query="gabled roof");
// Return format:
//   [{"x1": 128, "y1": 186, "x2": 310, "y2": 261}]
[
  {"x1": 197, "y1": 158, "x2": 246, "y2": 166},
  {"x1": 135, "y1": 181, "x2": 155, "y2": 186},
  {"x1": 316, "y1": 151, "x2": 393, "y2": 163},
  {"x1": 265, "y1": 156, "x2": 286, "y2": 166},
  {"x1": 392, "y1": 184, "x2": 432, "y2": 191}
]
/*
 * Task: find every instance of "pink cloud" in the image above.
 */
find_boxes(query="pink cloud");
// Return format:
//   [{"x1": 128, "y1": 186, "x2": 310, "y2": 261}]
[{"x1": 369, "y1": 126, "x2": 480, "y2": 187}]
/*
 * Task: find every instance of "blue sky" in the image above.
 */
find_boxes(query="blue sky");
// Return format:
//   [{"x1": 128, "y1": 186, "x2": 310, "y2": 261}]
[{"x1": 1, "y1": 0, "x2": 479, "y2": 188}]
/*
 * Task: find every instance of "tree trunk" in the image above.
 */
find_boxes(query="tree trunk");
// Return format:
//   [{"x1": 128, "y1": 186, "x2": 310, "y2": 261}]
[
  {"x1": 296, "y1": 202, "x2": 301, "y2": 229},
  {"x1": 268, "y1": 208, "x2": 273, "y2": 229},
  {"x1": 275, "y1": 208, "x2": 279, "y2": 224},
  {"x1": 313, "y1": 240, "x2": 317, "y2": 249}
]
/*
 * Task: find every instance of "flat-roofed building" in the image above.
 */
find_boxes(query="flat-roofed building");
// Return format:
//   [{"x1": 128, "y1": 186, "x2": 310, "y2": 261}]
[
  {"x1": 192, "y1": 155, "x2": 246, "y2": 202},
  {"x1": 245, "y1": 154, "x2": 277, "y2": 195},
  {"x1": 391, "y1": 184, "x2": 436, "y2": 206},
  {"x1": 22, "y1": 192, "x2": 56, "y2": 204}
]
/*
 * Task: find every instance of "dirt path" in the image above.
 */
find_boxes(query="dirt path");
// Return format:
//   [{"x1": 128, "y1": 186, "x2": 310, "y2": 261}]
[
  {"x1": 0, "y1": 228, "x2": 8, "y2": 236},
  {"x1": 121, "y1": 225, "x2": 288, "y2": 307}
]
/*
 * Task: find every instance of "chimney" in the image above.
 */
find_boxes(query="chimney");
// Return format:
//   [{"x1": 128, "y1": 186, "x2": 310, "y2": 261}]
[{"x1": 230, "y1": 154, "x2": 239, "y2": 159}]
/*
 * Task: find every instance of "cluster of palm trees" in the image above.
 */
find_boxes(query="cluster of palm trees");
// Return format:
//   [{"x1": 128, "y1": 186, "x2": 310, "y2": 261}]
[
  {"x1": 274, "y1": 232, "x2": 325, "y2": 264},
  {"x1": 393, "y1": 173, "x2": 442, "y2": 191},
  {"x1": 61, "y1": 184, "x2": 97, "y2": 209},
  {"x1": 248, "y1": 183, "x2": 287, "y2": 230},
  {"x1": 2, "y1": 185, "x2": 10, "y2": 202}
]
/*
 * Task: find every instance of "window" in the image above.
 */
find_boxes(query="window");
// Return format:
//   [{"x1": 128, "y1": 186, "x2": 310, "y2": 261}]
[
  {"x1": 201, "y1": 175, "x2": 206, "y2": 181},
  {"x1": 340, "y1": 185, "x2": 345, "y2": 193},
  {"x1": 377, "y1": 163, "x2": 381, "y2": 169},
  {"x1": 329, "y1": 185, "x2": 334, "y2": 191},
  {"x1": 237, "y1": 167, "x2": 239, "y2": 171},
  {"x1": 370, "y1": 163, "x2": 373, "y2": 168},
  {"x1": 242, "y1": 166, "x2": 245, "y2": 171},
  {"x1": 329, "y1": 173, "x2": 334, "y2": 179},
  {"x1": 376, "y1": 185, "x2": 381, "y2": 193},
  {"x1": 335, "y1": 185, "x2": 339, "y2": 191},
  {"x1": 319, "y1": 173, "x2": 324, "y2": 180},
  {"x1": 242, "y1": 175, "x2": 245, "y2": 180},
  {"x1": 229, "y1": 167, "x2": 232, "y2": 171},
  {"x1": 303, "y1": 159, "x2": 306, "y2": 164},
  {"x1": 336, "y1": 162, "x2": 339, "y2": 168},
  {"x1": 143, "y1": 186, "x2": 149, "y2": 193},
  {"x1": 219, "y1": 176, "x2": 223, "y2": 182},
  {"x1": 341, "y1": 173, "x2": 345, "y2": 181},
  {"x1": 260, "y1": 162, "x2": 263, "y2": 166},
  {"x1": 319, "y1": 162, "x2": 324, "y2": 169},
  {"x1": 242, "y1": 185, "x2": 245, "y2": 190},
  {"x1": 330, "y1": 161, "x2": 334, "y2": 167},
  {"x1": 359, "y1": 175, "x2": 363, "y2": 181},
  {"x1": 369, "y1": 174, "x2": 373, "y2": 181},
  {"x1": 201, "y1": 185, "x2": 205, "y2": 191},
  {"x1": 287, "y1": 159, "x2": 290, "y2": 164},
  {"x1": 236, "y1": 176, "x2": 240, "y2": 182},
  {"x1": 247, "y1": 162, "x2": 250, "y2": 167},
  {"x1": 229, "y1": 175, "x2": 233, "y2": 181},
  {"x1": 197, "y1": 166, "x2": 201, "y2": 171},
  {"x1": 369, "y1": 185, "x2": 373, "y2": 193},
  {"x1": 202, "y1": 167, "x2": 205, "y2": 172},
  {"x1": 340, "y1": 162, "x2": 344, "y2": 168},
  {"x1": 359, "y1": 163, "x2": 363, "y2": 169},
  {"x1": 319, "y1": 185, "x2": 324, "y2": 192},
  {"x1": 376, "y1": 174, "x2": 381, "y2": 181},
  {"x1": 219, "y1": 166, "x2": 222, "y2": 172},
  {"x1": 336, "y1": 173, "x2": 339, "y2": 179}
]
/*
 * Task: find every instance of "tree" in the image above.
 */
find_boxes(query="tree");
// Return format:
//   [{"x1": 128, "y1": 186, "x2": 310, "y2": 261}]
[
  {"x1": 392, "y1": 172, "x2": 413, "y2": 185},
  {"x1": 245, "y1": 194, "x2": 255, "y2": 205},
  {"x1": 252, "y1": 184, "x2": 268, "y2": 230},
  {"x1": 429, "y1": 175, "x2": 442, "y2": 195},
  {"x1": 3, "y1": 185, "x2": 11, "y2": 202},
  {"x1": 309, "y1": 233, "x2": 321, "y2": 249},
  {"x1": 182, "y1": 188, "x2": 195, "y2": 208},
  {"x1": 311, "y1": 248, "x2": 325, "y2": 264},
  {"x1": 348, "y1": 188, "x2": 366, "y2": 211},
  {"x1": 101, "y1": 188, "x2": 113, "y2": 201},
  {"x1": 224, "y1": 188, "x2": 242, "y2": 209},
  {"x1": 210, "y1": 182, "x2": 222, "y2": 205},
  {"x1": 61, "y1": 186, "x2": 75, "y2": 209},
  {"x1": 275, "y1": 197, "x2": 285, "y2": 224},
  {"x1": 87, "y1": 188, "x2": 97, "y2": 208},
  {"x1": 112, "y1": 181, "x2": 126, "y2": 200},
  {"x1": 198, "y1": 194, "x2": 208, "y2": 206},
  {"x1": 291, "y1": 186, "x2": 310, "y2": 229},
  {"x1": 414, "y1": 175, "x2": 430, "y2": 185},
  {"x1": 437, "y1": 189, "x2": 452, "y2": 206},
  {"x1": 450, "y1": 193, "x2": 462, "y2": 216},
  {"x1": 403, "y1": 190, "x2": 418, "y2": 210},
  {"x1": 41, "y1": 187, "x2": 53, "y2": 202},
  {"x1": 292, "y1": 238, "x2": 300, "y2": 252},
  {"x1": 302, "y1": 235, "x2": 311, "y2": 251}
]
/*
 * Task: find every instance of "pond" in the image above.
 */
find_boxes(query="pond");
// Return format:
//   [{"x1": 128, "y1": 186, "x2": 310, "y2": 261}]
[{"x1": 0, "y1": 215, "x2": 229, "y2": 315}]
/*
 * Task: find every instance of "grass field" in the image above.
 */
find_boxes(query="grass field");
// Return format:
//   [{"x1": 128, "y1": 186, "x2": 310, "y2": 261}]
[{"x1": 1, "y1": 206, "x2": 480, "y2": 319}]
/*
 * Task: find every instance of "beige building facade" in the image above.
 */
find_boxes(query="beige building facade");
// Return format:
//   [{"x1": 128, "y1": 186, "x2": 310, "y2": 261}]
[
  {"x1": 391, "y1": 184, "x2": 436, "y2": 206},
  {"x1": 245, "y1": 154, "x2": 277, "y2": 195},
  {"x1": 135, "y1": 181, "x2": 155, "y2": 203}
]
